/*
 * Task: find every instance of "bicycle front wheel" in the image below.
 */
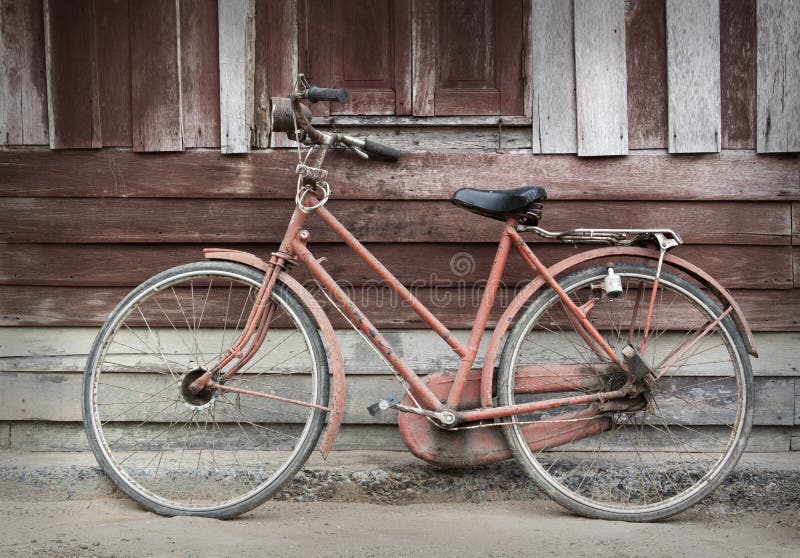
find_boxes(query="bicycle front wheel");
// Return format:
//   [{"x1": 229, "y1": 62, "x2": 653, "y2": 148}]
[
  {"x1": 83, "y1": 261, "x2": 329, "y2": 518},
  {"x1": 497, "y1": 263, "x2": 753, "y2": 521}
]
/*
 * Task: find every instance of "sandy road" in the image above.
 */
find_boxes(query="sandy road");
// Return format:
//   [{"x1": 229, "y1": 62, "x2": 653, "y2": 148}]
[{"x1": 1, "y1": 498, "x2": 798, "y2": 558}]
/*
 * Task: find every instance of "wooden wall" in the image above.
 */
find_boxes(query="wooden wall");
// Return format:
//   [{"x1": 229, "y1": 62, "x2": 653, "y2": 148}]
[{"x1": 1, "y1": 0, "x2": 799, "y2": 452}]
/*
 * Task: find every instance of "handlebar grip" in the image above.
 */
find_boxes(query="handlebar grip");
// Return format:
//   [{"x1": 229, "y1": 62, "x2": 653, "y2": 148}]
[
  {"x1": 307, "y1": 87, "x2": 350, "y2": 103},
  {"x1": 363, "y1": 137, "x2": 401, "y2": 162}
]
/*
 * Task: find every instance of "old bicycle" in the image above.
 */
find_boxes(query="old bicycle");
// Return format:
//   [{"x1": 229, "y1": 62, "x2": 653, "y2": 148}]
[{"x1": 83, "y1": 78, "x2": 754, "y2": 521}]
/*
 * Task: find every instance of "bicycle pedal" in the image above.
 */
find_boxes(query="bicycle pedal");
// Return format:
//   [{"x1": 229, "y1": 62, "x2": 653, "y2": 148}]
[{"x1": 367, "y1": 394, "x2": 400, "y2": 416}]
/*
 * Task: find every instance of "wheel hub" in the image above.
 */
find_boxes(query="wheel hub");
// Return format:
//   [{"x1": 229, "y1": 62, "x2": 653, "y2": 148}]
[{"x1": 180, "y1": 368, "x2": 217, "y2": 410}]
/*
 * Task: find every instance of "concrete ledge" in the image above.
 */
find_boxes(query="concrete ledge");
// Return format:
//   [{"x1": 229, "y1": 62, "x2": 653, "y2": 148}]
[{"x1": 1, "y1": 451, "x2": 798, "y2": 513}]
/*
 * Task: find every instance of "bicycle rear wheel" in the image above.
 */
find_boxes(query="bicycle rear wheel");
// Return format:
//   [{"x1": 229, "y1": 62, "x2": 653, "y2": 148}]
[
  {"x1": 83, "y1": 261, "x2": 329, "y2": 518},
  {"x1": 497, "y1": 263, "x2": 753, "y2": 521}
]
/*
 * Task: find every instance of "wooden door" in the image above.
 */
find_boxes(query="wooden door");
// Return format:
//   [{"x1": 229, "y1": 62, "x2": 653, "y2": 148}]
[{"x1": 298, "y1": 0, "x2": 412, "y2": 115}]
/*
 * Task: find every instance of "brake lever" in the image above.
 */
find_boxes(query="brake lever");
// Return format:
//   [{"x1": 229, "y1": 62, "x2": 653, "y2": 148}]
[{"x1": 348, "y1": 145, "x2": 369, "y2": 160}]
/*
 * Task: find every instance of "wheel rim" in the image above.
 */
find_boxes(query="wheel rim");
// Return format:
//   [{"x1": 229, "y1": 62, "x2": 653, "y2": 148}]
[
  {"x1": 503, "y1": 267, "x2": 750, "y2": 516},
  {"x1": 85, "y1": 268, "x2": 324, "y2": 513}
]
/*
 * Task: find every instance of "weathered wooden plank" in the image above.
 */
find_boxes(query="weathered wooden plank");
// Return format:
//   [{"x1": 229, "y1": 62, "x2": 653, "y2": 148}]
[
  {"x1": 0, "y1": 328, "x2": 487, "y2": 376},
  {"x1": 0, "y1": 328, "x2": 498, "y2": 379},
  {"x1": 1, "y1": 370, "x2": 791, "y2": 426},
  {"x1": 254, "y1": 0, "x2": 296, "y2": 148},
  {"x1": 43, "y1": 0, "x2": 101, "y2": 149},
  {"x1": 794, "y1": 246, "x2": 799, "y2": 287},
  {"x1": 2, "y1": 149, "x2": 798, "y2": 201},
  {"x1": 0, "y1": 0, "x2": 48, "y2": 145},
  {"x1": 410, "y1": 0, "x2": 434, "y2": 116},
  {"x1": 624, "y1": 0, "x2": 667, "y2": 149},
  {"x1": 5, "y1": 421, "x2": 408, "y2": 452},
  {"x1": 311, "y1": 115, "x2": 532, "y2": 126},
  {"x1": 756, "y1": 0, "x2": 800, "y2": 152},
  {"x1": 794, "y1": 202, "x2": 800, "y2": 245},
  {"x1": 218, "y1": 0, "x2": 255, "y2": 153},
  {"x1": 0, "y1": 198, "x2": 790, "y2": 245},
  {"x1": 95, "y1": 0, "x2": 132, "y2": 147},
  {"x1": 720, "y1": 0, "x2": 757, "y2": 149},
  {"x1": 0, "y1": 243, "x2": 792, "y2": 290},
  {"x1": 522, "y1": 0, "x2": 532, "y2": 118},
  {"x1": 666, "y1": 0, "x2": 721, "y2": 153},
  {"x1": 130, "y1": 0, "x2": 183, "y2": 151},
  {"x1": 395, "y1": 0, "x2": 413, "y2": 115},
  {"x1": 531, "y1": 0, "x2": 576, "y2": 153},
  {"x1": 8, "y1": 421, "x2": 793, "y2": 452},
  {"x1": 573, "y1": 0, "x2": 628, "y2": 156},
  {"x1": 1, "y1": 285, "x2": 798, "y2": 330},
  {"x1": 796, "y1": 380, "x2": 799, "y2": 424},
  {"x1": 179, "y1": 0, "x2": 220, "y2": 148},
  {"x1": 297, "y1": 0, "x2": 331, "y2": 117},
  {"x1": 315, "y1": 125, "x2": 532, "y2": 150},
  {"x1": 3, "y1": 328, "x2": 798, "y2": 377}
]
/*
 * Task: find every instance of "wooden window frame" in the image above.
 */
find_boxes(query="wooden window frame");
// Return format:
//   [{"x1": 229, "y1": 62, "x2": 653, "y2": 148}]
[{"x1": 298, "y1": 0, "x2": 532, "y2": 121}]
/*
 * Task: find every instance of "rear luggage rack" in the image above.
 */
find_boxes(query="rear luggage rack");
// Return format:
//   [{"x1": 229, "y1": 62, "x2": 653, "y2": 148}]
[{"x1": 518, "y1": 226, "x2": 683, "y2": 250}]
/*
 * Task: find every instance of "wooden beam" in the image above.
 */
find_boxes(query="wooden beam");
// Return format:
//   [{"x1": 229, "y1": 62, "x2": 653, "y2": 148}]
[
  {"x1": 130, "y1": 0, "x2": 183, "y2": 151},
  {"x1": 624, "y1": 0, "x2": 667, "y2": 150},
  {"x1": 0, "y1": 243, "x2": 792, "y2": 290},
  {"x1": 720, "y1": 0, "x2": 757, "y2": 149},
  {"x1": 531, "y1": 0, "x2": 576, "y2": 153},
  {"x1": 0, "y1": 198, "x2": 791, "y2": 245},
  {"x1": 218, "y1": 0, "x2": 255, "y2": 153},
  {"x1": 756, "y1": 0, "x2": 800, "y2": 153},
  {"x1": 1, "y1": 149, "x2": 798, "y2": 201},
  {"x1": 666, "y1": 0, "x2": 721, "y2": 153},
  {"x1": 573, "y1": 0, "x2": 628, "y2": 156},
  {"x1": 179, "y1": 0, "x2": 220, "y2": 148},
  {"x1": 0, "y1": 0, "x2": 48, "y2": 145}
]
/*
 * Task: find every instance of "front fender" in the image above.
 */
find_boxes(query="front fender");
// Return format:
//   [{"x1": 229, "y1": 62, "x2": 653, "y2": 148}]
[
  {"x1": 479, "y1": 246, "x2": 758, "y2": 407},
  {"x1": 203, "y1": 248, "x2": 345, "y2": 459}
]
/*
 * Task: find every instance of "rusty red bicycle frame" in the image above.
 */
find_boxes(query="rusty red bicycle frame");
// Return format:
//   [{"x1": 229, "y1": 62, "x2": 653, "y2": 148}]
[{"x1": 211, "y1": 196, "x2": 634, "y2": 425}]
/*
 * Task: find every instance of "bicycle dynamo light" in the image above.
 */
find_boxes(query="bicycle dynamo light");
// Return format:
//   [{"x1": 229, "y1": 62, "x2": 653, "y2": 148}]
[{"x1": 603, "y1": 267, "x2": 623, "y2": 299}]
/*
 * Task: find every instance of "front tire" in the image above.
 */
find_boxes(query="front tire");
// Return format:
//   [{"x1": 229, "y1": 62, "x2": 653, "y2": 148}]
[
  {"x1": 497, "y1": 263, "x2": 753, "y2": 521},
  {"x1": 83, "y1": 262, "x2": 329, "y2": 518}
]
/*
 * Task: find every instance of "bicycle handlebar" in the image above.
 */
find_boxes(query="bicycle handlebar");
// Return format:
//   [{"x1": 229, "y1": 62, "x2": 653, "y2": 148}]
[
  {"x1": 307, "y1": 86, "x2": 350, "y2": 103},
  {"x1": 362, "y1": 137, "x2": 401, "y2": 162},
  {"x1": 282, "y1": 82, "x2": 401, "y2": 163}
]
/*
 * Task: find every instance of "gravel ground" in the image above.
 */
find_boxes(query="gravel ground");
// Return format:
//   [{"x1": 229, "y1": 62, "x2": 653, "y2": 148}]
[
  {"x1": 1, "y1": 451, "x2": 798, "y2": 557},
  {"x1": 1, "y1": 451, "x2": 798, "y2": 512}
]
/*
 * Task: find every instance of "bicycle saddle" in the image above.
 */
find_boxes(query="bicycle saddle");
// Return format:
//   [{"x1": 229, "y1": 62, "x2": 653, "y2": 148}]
[{"x1": 451, "y1": 186, "x2": 547, "y2": 223}]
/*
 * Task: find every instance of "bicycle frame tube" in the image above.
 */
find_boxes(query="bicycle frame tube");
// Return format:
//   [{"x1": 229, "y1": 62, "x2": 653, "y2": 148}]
[
  {"x1": 214, "y1": 197, "x2": 636, "y2": 421},
  {"x1": 285, "y1": 200, "x2": 634, "y2": 413}
]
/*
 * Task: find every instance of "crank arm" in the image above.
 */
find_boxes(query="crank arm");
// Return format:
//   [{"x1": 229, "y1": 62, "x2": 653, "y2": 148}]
[{"x1": 394, "y1": 403, "x2": 457, "y2": 427}]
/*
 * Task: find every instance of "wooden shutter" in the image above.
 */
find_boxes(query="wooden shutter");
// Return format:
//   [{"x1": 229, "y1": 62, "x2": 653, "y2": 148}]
[
  {"x1": 413, "y1": 0, "x2": 524, "y2": 116},
  {"x1": 298, "y1": 0, "x2": 411, "y2": 116}
]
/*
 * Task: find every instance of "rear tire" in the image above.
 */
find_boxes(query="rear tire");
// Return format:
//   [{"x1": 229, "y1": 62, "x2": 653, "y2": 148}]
[
  {"x1": 83, "y1": 261, "x2": 329, "y2": 518},
  {"x1": 497, "y1": 263, "x2": 753, "y2": 521}
]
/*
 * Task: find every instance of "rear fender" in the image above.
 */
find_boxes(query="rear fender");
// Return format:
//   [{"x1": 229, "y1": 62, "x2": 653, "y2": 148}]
[
  {"x1": 479, "y1": 246, "x2": 758, "y2": 407},
  {"x1": 203, "y1": 248, "x2": 345, "y2": 458}
]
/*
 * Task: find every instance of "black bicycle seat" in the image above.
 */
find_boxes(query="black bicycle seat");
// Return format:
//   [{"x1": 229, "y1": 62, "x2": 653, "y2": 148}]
[{"x1": 451, "y1": 186, "x2": 547, "y2": 222}]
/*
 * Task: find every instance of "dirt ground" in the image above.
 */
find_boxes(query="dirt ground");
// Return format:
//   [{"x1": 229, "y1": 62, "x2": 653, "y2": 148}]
[{"x1": 1, "y1": 498, "x2": 798, "y2": 558}]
